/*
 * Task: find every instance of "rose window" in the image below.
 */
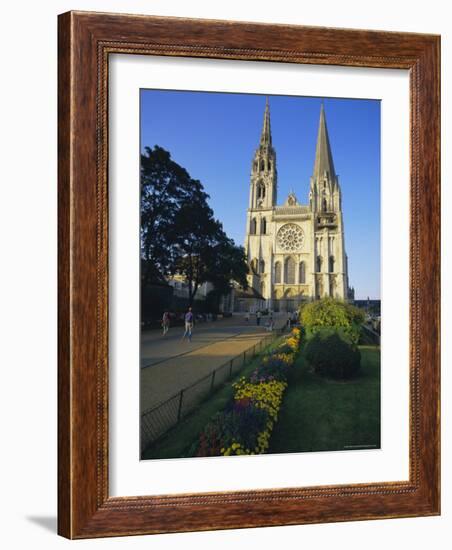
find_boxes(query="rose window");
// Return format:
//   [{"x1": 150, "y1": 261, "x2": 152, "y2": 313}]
[{"x1": 277, "y1": 223, "x2": 304, "y2": 251}]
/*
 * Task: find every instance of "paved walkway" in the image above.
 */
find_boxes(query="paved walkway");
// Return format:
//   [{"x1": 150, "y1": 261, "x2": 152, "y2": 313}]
[
  {"x1": 141, "y1": 314, "x2": 276, "y2": 368},
  {"x1": 140, "y1": 313, "x2": 286, "y2": 413}
]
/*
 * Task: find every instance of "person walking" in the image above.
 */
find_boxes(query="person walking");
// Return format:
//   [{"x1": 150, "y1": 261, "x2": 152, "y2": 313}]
[
  {"x1": 161, "y1": 311, "x2": 170, "y2": 336},
  {"x1": 256, "y1": 310, "x2": 261, "y2": 326},
  {"x1": 267, "y1": 311, "x2": 274, "y2": 332},
  {"x1": 181, "y1": 307, "x2": 194, "y2": 342},
  {"x1": 287, "y1": 311, "x2": 292, "y2": 329}
]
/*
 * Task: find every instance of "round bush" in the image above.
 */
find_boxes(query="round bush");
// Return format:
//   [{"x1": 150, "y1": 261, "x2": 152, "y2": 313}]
[
  {"x1": 300, "y1": 298, "x2": 364, "y2": 346},
  {"x1": 305, "y1": 329, "x2": 361, "y2": 380}
]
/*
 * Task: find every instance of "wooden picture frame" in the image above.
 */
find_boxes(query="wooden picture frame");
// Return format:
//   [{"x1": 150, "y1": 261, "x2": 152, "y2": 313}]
[{"x1": 58, "y1": 11, "x2": 440, "y2": 538}]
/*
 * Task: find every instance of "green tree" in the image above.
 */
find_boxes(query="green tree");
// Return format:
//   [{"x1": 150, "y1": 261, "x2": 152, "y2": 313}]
[
  {"x1": 204, "y1": 236, "x2": 249, "y2": 310},
  {"x1": 171, "y1": 194, "x2": 248, "y2": 306},
  {"x1": 140, "y1": 146, "x2": 197, "y2": 286},
  {"x1": 140, "y1": 145, "x2": 248, "y2": 304},
  {"x1": 170, "y1": 185, "x2": 218, "y2": 305}
]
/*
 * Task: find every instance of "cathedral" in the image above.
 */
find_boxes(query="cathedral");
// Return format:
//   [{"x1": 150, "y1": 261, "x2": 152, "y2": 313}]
[{"x1": 243, "y1": 99, "x2": 354, "y2": 312}]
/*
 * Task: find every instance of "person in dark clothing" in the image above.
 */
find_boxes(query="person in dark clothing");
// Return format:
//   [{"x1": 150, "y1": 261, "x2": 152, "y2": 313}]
[{"x1": 181, "y1": 307, "x2": 194, "y2": 342}]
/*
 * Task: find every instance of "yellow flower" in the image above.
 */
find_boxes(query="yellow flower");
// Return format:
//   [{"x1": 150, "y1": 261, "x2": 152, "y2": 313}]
[{"x1": 224, "y1": 332, "x2": 302, "y2": 458}]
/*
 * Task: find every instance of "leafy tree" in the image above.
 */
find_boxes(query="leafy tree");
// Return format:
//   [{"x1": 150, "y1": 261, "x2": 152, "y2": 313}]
[
  {"x1": 141, "y1": 145, "x2": 248, "y2": 304},
  {"x1": 204, "y1": 237, "x2": 249, "y2": 310},
  {"x1": 169, "y1": 185, "x2": 218, "y2": 304},
  {"x1": 205, "y1": 235, "x2": 248, "y2": 295},
  {"x1": 171, "y1": 194, "x2": 248, "y2": 305},
  {"x1": 140, "y1": 146, "x2": 197, "y2": 285}
]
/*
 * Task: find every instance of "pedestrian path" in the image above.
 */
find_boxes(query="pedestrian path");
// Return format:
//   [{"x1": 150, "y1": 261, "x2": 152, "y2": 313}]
[
  {"x1": 140, "y1": 320, "x2": 284, "y2": 413},
  {"x1": 140, "y1": 314, "x2": 283, "y2": 368}
]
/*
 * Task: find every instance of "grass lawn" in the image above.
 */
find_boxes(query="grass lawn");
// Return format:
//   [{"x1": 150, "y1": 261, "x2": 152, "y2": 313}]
[
  {"x1": 142, "y1": 335, "x2": 285, "y2": 460},
  {"x1": 269, "y1": 345, "x2": 381, "y2": 454}
]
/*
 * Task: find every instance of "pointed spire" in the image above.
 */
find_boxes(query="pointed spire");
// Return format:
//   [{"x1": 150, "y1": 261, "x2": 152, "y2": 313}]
[
  {"x1": 312, "y1": 102, "x2": 336, "y2": 181},
  {"x1": 260, "y1": 97, "x2": 272, "y2": 146}
]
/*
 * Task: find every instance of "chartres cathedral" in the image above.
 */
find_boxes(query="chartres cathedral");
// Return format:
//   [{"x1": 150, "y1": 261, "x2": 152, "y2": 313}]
[{"x1": 244, "y1": 99, "x2": 354, "y2": 311}]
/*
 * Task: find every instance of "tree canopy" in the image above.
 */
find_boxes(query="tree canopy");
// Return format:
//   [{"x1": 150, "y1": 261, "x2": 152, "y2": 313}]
[{"x1": 141, "y1": 145, "x2": 248, "y2": 304}]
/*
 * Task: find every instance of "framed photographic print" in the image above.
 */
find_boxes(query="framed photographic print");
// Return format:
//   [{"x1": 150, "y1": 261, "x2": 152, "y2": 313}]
[
  {"x1": 138, "y1": 91, "x2": 382, "y2": 463},
  {"x1": 58, "y1": 11, "x2": 440, "y2": 538}
]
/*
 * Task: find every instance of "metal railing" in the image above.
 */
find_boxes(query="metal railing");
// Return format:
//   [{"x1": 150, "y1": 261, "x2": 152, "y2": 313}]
[
  {"x1": 361, "y1": 324, "x2": 381, "y2": 345},
  {"x1": 140, "y1": 328, "x2": 285, "y2": 454}
]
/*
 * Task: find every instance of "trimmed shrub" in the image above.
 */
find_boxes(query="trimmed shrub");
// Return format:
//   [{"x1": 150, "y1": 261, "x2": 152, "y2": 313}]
[
  {"x1": 305, "y1": 328, "x2": 361, "y2": 380},
  {"x1": 300, "y1": 297, "x2": 364, "y2": 346}
]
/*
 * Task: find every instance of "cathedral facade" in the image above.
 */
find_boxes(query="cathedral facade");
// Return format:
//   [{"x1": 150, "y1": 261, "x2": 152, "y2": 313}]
[{"x1": 244, "y1": 99, "x2": 354, "y2": 312}]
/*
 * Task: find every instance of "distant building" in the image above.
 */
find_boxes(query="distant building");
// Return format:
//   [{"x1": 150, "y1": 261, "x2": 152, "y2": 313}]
[
  {"x1": 230, "y1": 282, "x2": 265, "y2": 314},
  {"x1": 244, "y1": 99, "x2": 353, "y2": 312},
  {"x1": 167, "y1": 274, "x2": 213, "y2": 300},
  {"x1": 354, "y1": 298, "x2": 381, "y2": 315}
]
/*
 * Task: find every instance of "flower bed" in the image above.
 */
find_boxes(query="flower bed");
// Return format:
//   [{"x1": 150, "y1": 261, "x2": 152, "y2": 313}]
[{"x1": 193, "y1": 327, "x2": 301, "y2": 457}]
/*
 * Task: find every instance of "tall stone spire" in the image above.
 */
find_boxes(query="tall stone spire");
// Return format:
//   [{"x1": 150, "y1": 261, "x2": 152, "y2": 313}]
[
  {"x1": 309, "y1": 102, "x2": 341, "y2": 213},
  {"x1": 312, "y1": 102, "x2": 336, "y2": 181},
  {"x1": 260, "y1": 97, "x2": 272, "y2": 146},
  {"x1": 249, "y1": 97, "x2": 277, "y2": 209}
]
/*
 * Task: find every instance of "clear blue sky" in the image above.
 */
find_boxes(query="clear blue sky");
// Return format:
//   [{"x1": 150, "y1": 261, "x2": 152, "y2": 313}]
[{"x1": 140, "y1": 90, "x2": 381, "y2": 300}]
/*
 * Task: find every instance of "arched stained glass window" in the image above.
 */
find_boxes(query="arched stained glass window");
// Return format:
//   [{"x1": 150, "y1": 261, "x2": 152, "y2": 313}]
[
  {"x1": 274, "y1": 261, "x2": 281, "y2": 283},
  {"x1": 316, "y1": 255, "x2": 322, "y2": 273},
  {"x1": 299, "y1": 261, "x2": 306, "y2": 284},
  {"x1": 329, "y1": 256, "x2": 335, "y2": 273},
  {"x1": 284, "y1": 257, "x2": 296, "y2": 284}
]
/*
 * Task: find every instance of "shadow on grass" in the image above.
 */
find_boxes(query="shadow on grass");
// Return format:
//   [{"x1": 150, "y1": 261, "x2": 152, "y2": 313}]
[{"x1": 269, "y1": 345, "x2": 381, "y2": 454}]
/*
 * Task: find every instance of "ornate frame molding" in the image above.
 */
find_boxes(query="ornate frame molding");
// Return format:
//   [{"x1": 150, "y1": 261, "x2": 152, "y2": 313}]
[{"x1": 58, "y1": 11, "x2": 440, "y2": 538}]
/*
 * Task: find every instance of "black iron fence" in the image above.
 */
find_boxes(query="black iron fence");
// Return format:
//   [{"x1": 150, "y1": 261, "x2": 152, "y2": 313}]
[
  {"x1": 140, "y1": 328, "x2": 285, "y2": 454},
  {"x1": 361, "y1": 324, "x2": 381, "y2": 345}
]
